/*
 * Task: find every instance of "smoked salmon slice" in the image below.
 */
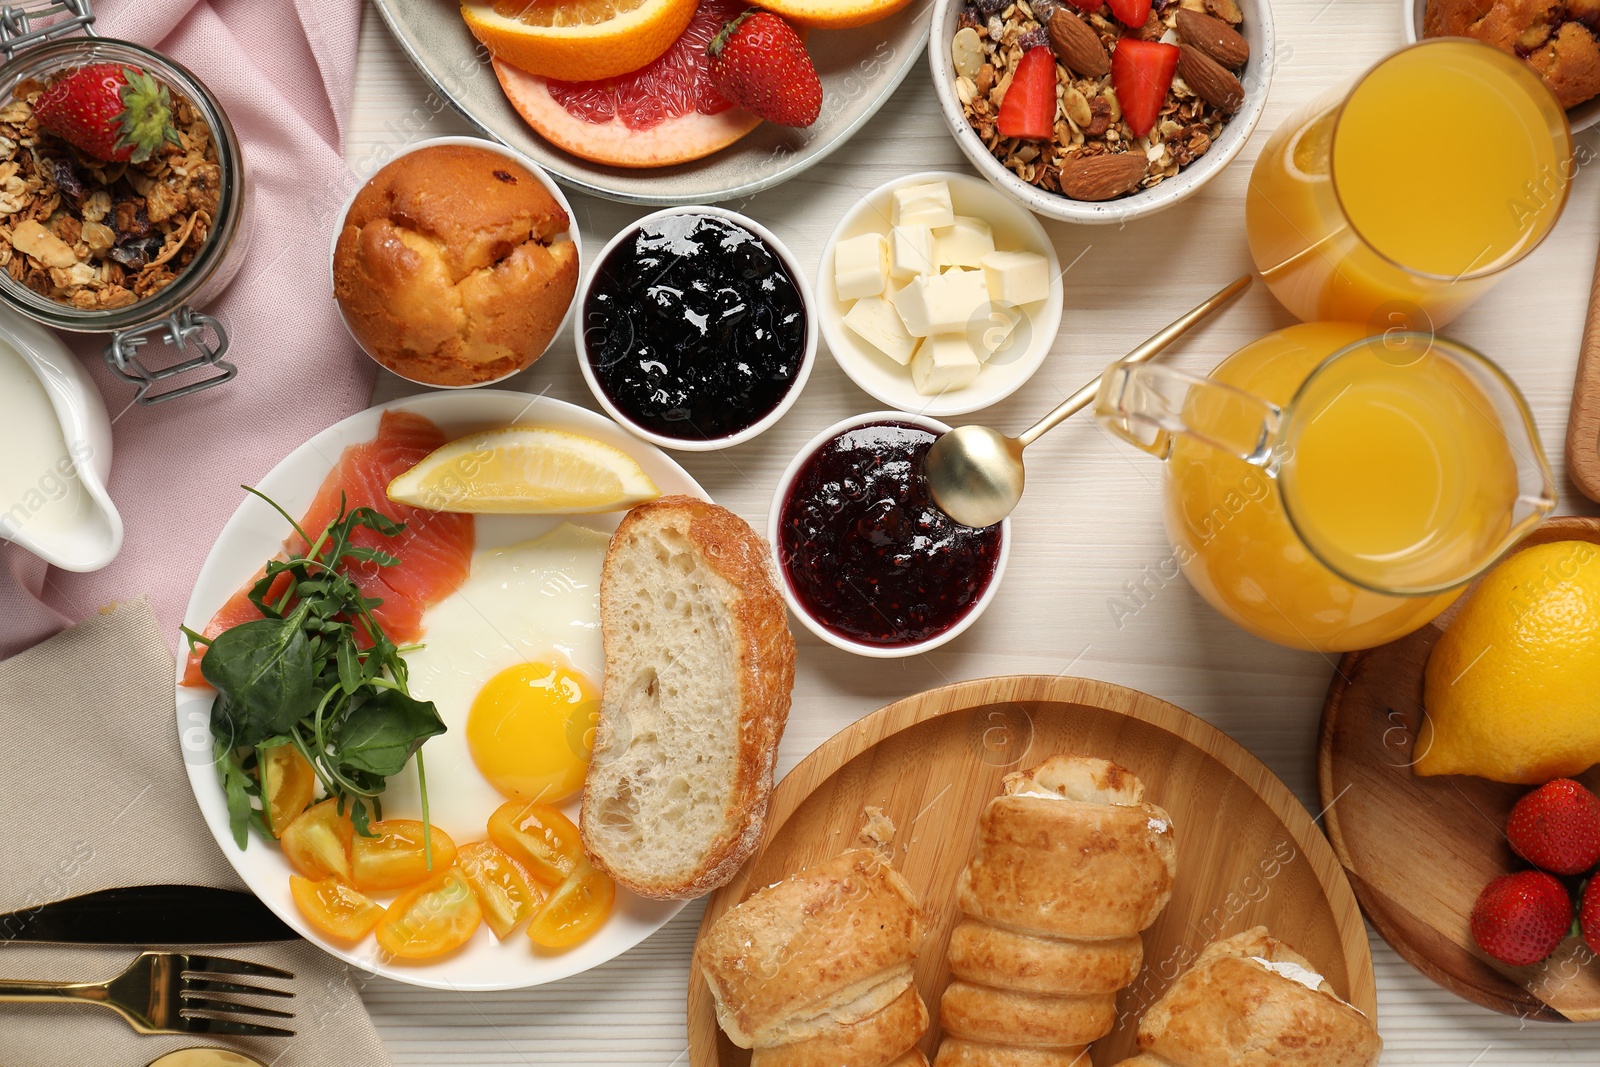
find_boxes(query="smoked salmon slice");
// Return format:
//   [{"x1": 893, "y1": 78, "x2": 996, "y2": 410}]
[{"x1": 182, "y1": 410, "x2": 475, "y2": 686}]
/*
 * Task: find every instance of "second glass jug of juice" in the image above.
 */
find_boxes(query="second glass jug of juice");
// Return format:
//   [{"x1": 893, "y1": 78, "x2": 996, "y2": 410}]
[{"x1": 1094, "y1": 322, "x2": 1555, "y2": 652}]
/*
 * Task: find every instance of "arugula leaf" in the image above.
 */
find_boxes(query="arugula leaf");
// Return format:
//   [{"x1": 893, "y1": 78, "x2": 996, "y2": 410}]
[
  {"x1": 217, "y1": 742, "x2": 255, "y2": 850},
  {"x1": 335, "y1": 689, "x2": 447, "y2": 778}
]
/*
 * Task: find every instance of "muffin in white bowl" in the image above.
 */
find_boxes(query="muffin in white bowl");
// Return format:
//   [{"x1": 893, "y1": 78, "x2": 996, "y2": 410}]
[{"x1": 929, "y1": 0, "x2": 1274, "y2": 224}]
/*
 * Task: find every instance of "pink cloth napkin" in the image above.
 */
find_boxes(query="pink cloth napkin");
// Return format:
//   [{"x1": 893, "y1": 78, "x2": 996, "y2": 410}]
[{"x1": 0, "y1": 0, "x2": 373, "y2": 658}]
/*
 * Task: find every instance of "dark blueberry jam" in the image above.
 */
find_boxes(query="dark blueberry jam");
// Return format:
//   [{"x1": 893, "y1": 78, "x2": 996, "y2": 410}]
[
  {"x1": 778, "y1": 421, "x2": 1004, "y2": 647},
  {"x1": 583, "y1": 213, "x2": 806, "y2": 441}
]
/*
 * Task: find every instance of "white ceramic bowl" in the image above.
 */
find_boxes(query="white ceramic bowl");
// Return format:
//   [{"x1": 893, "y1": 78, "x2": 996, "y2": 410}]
[
  {"x1": 575, "y1": 206, "x2": 818, "y2": 452},
  {"x1": 328, "y1": 135, "x2": 583, "y2": 389},
  {"x1": 929, "y1": 0, "x2": 1274, "y2": 224},
  {"x1": 818, "y1": 171, "x2": 1063, "y2": 418},
  {"x1": 768, "y1": 411, "x2": 1011, "y2": 658},
  {"x1": 1400, "y1": 0, "x2": 1600, "y2": 131}
]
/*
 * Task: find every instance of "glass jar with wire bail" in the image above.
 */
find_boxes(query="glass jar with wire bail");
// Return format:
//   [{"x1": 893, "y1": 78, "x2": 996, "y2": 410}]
[{"x1": 0, "y1": 0, "x2": 250, "y2": 403}]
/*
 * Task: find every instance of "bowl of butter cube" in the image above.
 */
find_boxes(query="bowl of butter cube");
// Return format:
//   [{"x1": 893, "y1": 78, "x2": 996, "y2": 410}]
[{"x1": 817, "y1": 171, "x2": 1063, "y2": 417}]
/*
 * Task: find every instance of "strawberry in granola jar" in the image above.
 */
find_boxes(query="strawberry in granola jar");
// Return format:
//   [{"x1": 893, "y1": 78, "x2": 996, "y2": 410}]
[{"x1": 0, "y1": 12, "x2": 249, "y2": 404}]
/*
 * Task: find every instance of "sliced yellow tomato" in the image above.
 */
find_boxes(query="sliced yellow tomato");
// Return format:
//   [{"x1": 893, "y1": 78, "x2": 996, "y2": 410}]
[
  {"x1": 351, "y1": 819, "x2": 458, "y2": 892},
  {"x1": 289, "y1": 874, "x2": 383, "y2": 942},
  {"x1": 527, "y1": 859, "x2": 614, "y2": 950},
  {"x1": 258, "y1": 743, "x2": 315, "y2": 838},
  {"x1": 281, "y1": 799, "x2": 354, "y2": 881},
  {"x1": 457, "y1": 839, "x2": 545, "y2": 940},
  {"x1": 487, "y1": 801, "x2": 582, "y2": 887},
  {"x1": 375, "y1": 868, "x2": 482, "y2": 960}
]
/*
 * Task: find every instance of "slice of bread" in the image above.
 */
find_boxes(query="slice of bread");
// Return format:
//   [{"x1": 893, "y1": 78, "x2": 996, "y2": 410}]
[{"x1": 580, "y1": 496, "x2": 795, "y2": 899}]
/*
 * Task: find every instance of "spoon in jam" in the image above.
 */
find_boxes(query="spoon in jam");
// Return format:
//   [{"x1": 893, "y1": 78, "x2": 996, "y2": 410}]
[{"x1": 924, "y1": 274, "x2": 1254, "y2": 528}]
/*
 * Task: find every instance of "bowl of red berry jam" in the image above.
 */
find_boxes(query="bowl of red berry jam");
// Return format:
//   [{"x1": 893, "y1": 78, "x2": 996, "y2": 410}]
[
  {"x1": 576, "y1": 205, "x2": 816, "y2": 451},
  {"x1": 770, "y1": 411, "x2": 1011, "y2": 657}
]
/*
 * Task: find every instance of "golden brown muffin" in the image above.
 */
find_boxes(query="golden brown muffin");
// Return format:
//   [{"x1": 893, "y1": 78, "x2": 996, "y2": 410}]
[
  {"x1": 1425, "y1": 0, "x2": 1600, "y2": 108},
  {"x1": 333, "y1": 144, "x2": 578, "y2": 386}
]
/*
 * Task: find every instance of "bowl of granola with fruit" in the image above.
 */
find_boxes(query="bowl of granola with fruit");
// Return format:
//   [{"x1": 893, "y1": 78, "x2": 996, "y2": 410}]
[{"x1": 929, "y1": 0, "x2": 1273, "y2": 223}]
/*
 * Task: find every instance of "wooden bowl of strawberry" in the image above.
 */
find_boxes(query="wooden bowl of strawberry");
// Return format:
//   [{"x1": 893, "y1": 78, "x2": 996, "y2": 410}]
[
  {"x1": 0, "y1": 37, "x2": 249, "y2": 403},
  {"x1": 928, "y1": 0, "x2": 1275, "y2": 223}
]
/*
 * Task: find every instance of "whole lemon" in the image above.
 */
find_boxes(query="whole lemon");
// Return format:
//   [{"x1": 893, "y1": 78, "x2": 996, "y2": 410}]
[{"x1": 1417, "y1": 540, "x2": 1600, "y2": 783}]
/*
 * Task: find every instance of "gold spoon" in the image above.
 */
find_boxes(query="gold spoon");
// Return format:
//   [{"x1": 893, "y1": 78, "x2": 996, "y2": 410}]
[
  {"x1": 145, "y1": 1050, "x2": 266, "y2": 1067},
  {"x1": 924, "y1": 274, "x2": 1253, "y2": 528}
]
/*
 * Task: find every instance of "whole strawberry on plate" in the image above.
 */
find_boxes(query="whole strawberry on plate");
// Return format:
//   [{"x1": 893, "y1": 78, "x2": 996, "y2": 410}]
[
  {"x1": 1470, "y1": 870, "x2": 1573, "y2": 967},
  {"x1": 707, "y1": 9, "x2": 822, "y2": 127},
  {"x1": 35, "y1": 63, "x2": 181, "y2": 164},
  {"x1": 1507, "y1": 778, "x2": 1600, "y2": 877}
]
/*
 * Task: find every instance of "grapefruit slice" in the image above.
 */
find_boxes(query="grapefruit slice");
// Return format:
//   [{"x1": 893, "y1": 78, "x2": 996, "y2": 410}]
[{"x1": 494, "y1": 0, "x2": 762, "y2": 169}]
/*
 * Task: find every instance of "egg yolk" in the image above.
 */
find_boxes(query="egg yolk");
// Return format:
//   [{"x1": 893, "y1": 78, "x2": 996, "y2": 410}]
[{"x1": 466, "y1": 661, "x2": 598, "y2": 804}]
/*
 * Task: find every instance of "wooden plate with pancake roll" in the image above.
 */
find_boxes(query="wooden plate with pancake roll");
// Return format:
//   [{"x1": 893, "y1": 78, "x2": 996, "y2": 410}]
[
  {"x1": 1320, "y1": 516, "x2": 1600, "y2": 1023},
  {"x1": 687, "y1": 675, "x2": 1376, "y2": 1065}
]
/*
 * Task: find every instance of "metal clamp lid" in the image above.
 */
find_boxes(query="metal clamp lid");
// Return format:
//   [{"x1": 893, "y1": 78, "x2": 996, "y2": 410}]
[
  {"x1": 105, "y1": 308, "x2": 235, "y2": 405},
  {"x1": 0, "y1": 0, "x2": 94, "y2": 60}
]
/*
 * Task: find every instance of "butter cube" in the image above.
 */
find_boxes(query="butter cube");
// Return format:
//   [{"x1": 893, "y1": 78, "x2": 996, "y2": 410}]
[
  {"x1": 888, "y1": 225, "x2": 935, "y2": 280},
  {"x1": 842, "y1": 295, "x2": 917, "y2": 365},
  {"x1": 973, "y1": 305, "x2": 1022, "y2": 362},
  {"x1": 911, "y1": 333, "x2": 982, "y2": 395},
  {"x1": 891, "y1": 181, "x2": 955, "y2": 229},
  {"x1": 981, "y1": 249, "x2": 1051, "y2": 307},
  {"x1": 890, "y1": 267, "x2": 992, "y2": 336},
  {"x1": 935, "y1": 216, "x2": 995, "y2": 270},
  {"x1": 834, "y1": 232, "x2": 889, "y2": 300}
]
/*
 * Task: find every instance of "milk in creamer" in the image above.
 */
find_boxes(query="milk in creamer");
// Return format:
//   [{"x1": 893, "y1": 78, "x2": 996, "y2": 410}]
[{"x1": 0, "y1": 339, "x2": 94, "y2": 541}]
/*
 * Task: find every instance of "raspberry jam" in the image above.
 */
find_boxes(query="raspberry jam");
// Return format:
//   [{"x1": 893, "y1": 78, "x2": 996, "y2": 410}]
[
  {"x1": 778, "y1": 421, "x2": 1004, "y2": 647},
  {"x1": 583, "y1": 212, "x2": 806, "y2": 442}
]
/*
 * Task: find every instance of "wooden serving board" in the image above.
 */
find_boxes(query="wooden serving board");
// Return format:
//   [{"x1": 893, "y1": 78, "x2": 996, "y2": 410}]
[
  {"x1": 688, "y1": 676, "x2": 1376, "y2": 1066},
  {"x1": 1566, "y1": 241, "x2": 1600, "y2": 503},
  {"x1": 1320, "y1": 516, "x2": 1600, "y2": 1023}
]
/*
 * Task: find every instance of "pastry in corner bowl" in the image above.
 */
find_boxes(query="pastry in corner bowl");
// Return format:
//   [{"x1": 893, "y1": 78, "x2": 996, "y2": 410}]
[
  {"x1": 936, "y1": 756, "x2": 1178, "y2": 1066},
  {"x1": 1110, "y1": 927, "x2": 1382, "y2": 1067}
]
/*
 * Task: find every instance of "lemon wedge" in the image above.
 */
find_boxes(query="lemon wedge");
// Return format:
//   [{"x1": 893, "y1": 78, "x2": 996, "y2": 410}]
[{"x1": 387, "y1": 427, "x2": 660, "y2": 514}]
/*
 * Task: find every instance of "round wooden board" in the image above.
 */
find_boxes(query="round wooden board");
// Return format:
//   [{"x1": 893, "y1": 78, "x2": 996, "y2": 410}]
[
  {"x1": 688, "y1": 675, "x2": 1376, "y2": 1066},
  {"x1": 1320, "y1": 516, "x2": 1600, "y2": 1024}
]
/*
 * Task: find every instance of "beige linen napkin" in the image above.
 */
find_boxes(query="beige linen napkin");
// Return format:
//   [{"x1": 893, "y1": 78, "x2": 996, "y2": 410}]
[{"x1": 0, "y1": 599, "x2": 391, "y2": 1067}]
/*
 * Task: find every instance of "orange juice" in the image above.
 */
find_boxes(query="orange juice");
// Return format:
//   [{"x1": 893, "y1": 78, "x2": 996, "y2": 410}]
[
  {"x1": 1165, "y1": 323, "x2": 1524, "y2": 651},
  {"x1": 1246, "y1": 40, "x2": 1571, "y2": 329}
]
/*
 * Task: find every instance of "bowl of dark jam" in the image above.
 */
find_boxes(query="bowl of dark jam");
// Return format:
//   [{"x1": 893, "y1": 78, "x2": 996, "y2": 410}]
[
  {"x1": 577, "y1": 207, "x2": 816, "y2": 451},
  {"x1": 769, "y1": 412, "x2": 1010, "y2": 657}
]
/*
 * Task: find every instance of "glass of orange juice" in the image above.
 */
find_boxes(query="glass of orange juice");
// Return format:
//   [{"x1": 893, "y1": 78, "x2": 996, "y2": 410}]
[
  {"x1": 1094, "y1": 323, "x2": 1555, "y2": 652},
  {"x1": 1246, "y1": 40, "x2": 1572, "y2": 330}
]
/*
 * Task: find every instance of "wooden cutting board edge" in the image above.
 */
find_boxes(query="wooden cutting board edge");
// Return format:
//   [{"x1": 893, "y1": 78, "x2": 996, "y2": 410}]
[{"x1": 688, "y1": 674, "x2": 1377, "y2": 1065}]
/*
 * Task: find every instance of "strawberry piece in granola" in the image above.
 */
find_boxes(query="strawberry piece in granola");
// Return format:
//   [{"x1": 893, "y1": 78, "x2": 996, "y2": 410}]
[
  {"x1": 1107, "y1": 0, "x2": 1152, "y2": 27},
  {"x1": 997, "y1": 46, "x2": 1058, "y2": 140},
  {"x1": 1111, "y1": 37, "x2": 1179, "y2": 138}
]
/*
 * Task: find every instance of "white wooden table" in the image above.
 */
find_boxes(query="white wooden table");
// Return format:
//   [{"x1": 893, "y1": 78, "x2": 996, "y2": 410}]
[{"x1": 345, "y1": 1, "x2": 1600, "y2": 1062}]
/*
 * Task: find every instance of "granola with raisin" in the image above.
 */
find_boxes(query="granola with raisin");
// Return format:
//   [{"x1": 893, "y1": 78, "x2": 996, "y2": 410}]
[
  {"x1": 952, "y1": 0, "x2": 1243, "y2": 200},
  {"x1": 0, "y1": 72, "x2": 219, "y2": 311}
]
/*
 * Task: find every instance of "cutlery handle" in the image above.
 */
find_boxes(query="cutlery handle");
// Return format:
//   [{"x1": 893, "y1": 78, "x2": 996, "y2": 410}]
[{"x1": 0, "y1": 977, "x2": 108, "y2": 1004}]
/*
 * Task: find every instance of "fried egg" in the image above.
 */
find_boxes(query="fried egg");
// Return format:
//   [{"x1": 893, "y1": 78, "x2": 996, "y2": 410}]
[{"x1": 384, "y1": 522, "x2": 608, "y2": 836}]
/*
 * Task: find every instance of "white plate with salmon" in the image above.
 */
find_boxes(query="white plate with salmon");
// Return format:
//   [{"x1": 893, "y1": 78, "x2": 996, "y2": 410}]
[{"x1": 176, "y1": 390, "x2": 705, "y2": 990}]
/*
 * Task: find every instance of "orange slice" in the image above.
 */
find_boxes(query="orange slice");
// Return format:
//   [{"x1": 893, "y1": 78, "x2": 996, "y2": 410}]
[
  {"x1": 462, "y1": 0, "x2": 698, "y2": 82},
  {"x1": 756, "y1": 0, "x2": 915, "y2": 29}
]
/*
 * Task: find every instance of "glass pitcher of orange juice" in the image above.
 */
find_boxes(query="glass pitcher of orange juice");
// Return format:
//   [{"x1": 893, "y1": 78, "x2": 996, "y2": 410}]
[
  {"x1": 1246, "y1": 40, "x2": 1571, "y2": 330},
  {"x1": 1094, "y1": 322, "x2": 1555, "y2": 651}
]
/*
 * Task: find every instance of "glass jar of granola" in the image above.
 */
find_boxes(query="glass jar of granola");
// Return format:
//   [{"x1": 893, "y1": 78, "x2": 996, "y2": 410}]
[{"x1": 0, "y1": 4, "x2": 249, "y2": 403}]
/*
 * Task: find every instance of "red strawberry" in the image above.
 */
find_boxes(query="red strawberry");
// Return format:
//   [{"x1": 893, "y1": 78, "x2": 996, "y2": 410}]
[
  {"x1": 35, "y1": 63, "x2": 181, "y2": 164},
  {"x1": 1111, "y1": 38, "x2": 1179, "y2": 140},
  {"x1": 997, "y1": 47, "x2": 1058, "y2": 141},
  {"x1": 1470, "y1": 870, "x2": 1573, "y2": 967},
  {"x1": 707, "y1": 10, "x2": 821, "y2": 128},
  {"x1": 1107, "y1": 0, "x2": 1153, "y2": 27},
  {"x1": 1507, "y1": 778, "x2": 1600, "y2": 876},
  {"x1": 1581, "y1": 877, "x2": 1600, "y2": 955}
]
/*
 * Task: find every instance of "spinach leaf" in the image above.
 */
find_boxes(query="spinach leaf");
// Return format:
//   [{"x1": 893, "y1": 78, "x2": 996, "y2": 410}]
[
  {"x1": 200, "y1": 613, "x2": 314, "y2": 745},
  {"x1": 335, "y1": 689, "x2": 447, "y2": 778}
]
